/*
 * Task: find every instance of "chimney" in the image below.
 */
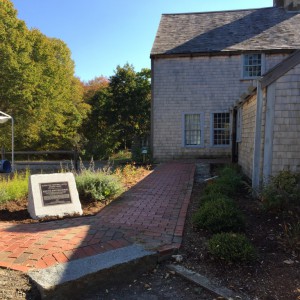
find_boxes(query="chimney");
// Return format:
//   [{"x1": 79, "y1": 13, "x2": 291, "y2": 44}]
[{"x1": 274, "y1": 0, "x2": 300, "y2": 11}]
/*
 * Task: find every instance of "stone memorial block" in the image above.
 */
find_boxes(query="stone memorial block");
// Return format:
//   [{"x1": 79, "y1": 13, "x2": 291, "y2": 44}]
[{"x1": 28, "y1": 172, "x2": 83, "y2": 219}]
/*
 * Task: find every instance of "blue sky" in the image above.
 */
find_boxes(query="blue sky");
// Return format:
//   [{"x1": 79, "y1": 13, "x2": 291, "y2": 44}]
[{"x1": 11, "y1": 0, "x2": 273, "y2": 82}]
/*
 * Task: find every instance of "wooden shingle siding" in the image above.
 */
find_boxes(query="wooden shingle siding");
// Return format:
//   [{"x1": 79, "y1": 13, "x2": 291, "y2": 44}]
[
  {"x1": 238, "y1": 95, "x2": 257, "y2": 178},
  {"x1": 272, "y1": 64, "x2": 300, "y2": 174},
  {"x1": 152, "y1": 54, "x2": 287, "y2": 161},
  {"x1": 151, "y1": 4, "x2": 300, "y2": 163}
]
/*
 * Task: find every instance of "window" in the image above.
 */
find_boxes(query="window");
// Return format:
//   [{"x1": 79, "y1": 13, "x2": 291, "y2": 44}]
[
  {"x1": 211, "y1": 112, "x2": 230, "y2": 146},
  {"x1": 183, "y1": 113, "x2": 203, "y2": 147},
  {"x1": 242, "y1": 54, "x2": 264, "y2": 78}
]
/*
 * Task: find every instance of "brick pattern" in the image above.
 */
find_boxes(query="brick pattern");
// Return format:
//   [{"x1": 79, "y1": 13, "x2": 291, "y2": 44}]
[
  {"x1": 0, "y1": 163, "x2": 195, "y2": 272},
  {"x1": 272, "y1": 63, "x2": 300, "y2": 174},
  {"x1": 152, "y1": 53, "x2": 288, "y2": 161}
]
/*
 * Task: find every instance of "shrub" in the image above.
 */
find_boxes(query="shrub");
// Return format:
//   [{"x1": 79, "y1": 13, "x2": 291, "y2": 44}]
[
  {"x1": 200, "y1": 192, "x2": 231, "y2": 205},
  {"x1": 203, "y1": 182, "x2": 224, "y2": 196},
  {"x1": 261, "y1": 170, "x2": 300, "y2": 211},
  {"x1": 76, "y1": 170, "x2": 124, "y2": 202},
  {"x1": 0, "y1": 171, "x2": 29, "y2": 203},
  {"x1": 215, "y1": 167, "x2": 242, "y2": 196},
  {"x1": 279, "y1": 222, "x2": 300, "y2": 256},
  {"x1": 192, "y1": 198, "x2": 245, "y2": 233},
  {"x1": 203, "y1": 166, "x2": 242, "y2": 197},
  {"x1": 208, "y1": 232, "x2": 257, "y2": 263}
]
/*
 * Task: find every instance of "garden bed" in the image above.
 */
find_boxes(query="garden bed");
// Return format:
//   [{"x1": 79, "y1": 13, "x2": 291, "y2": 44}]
[
  {"x1": 179, "y1": 182, "x2": 300, "y2": 300},
  {"x1": 0, "y1": 165, "x2": 152, "y2": 224}
]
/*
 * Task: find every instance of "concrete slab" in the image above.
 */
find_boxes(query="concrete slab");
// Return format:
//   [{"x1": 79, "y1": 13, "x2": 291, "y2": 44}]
[{"x1": 28, "y1": 244, "x2": 157, "y2": 299}]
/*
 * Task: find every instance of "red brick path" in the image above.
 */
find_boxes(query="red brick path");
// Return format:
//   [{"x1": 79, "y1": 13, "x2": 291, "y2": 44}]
[{"x1": 0, "y1": 162, "x2": 195, "y2": 272}]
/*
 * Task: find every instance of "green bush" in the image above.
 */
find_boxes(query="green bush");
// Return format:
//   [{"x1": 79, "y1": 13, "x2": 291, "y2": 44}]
[
  {"x1": 192, "y1": 198, "x2": 245, "y2": 233},
  {"x1": 0, "y1": 171, "x2": 29, "y2": 203},
  {"x1": 208, "y1": 232, "x2": 257, "y2": 263},
  {"x1": 76, "y1": 170, "x2": 124, "y2": 202},
  {"x1": 261, "y1": 170, "x2": 300, "y2": 211},
  {"x1": 203, "y1": 166, "x2": 242, "y2": 197},
  {"x1": 215, "y1": 167, "x2": 242, "y2": 196},
  {"x1": 203, "y1": 182, "x2": 224, "y2": 196},
  {"x1": 200, "y1": 192, "x2": 231, "y2": 205}
]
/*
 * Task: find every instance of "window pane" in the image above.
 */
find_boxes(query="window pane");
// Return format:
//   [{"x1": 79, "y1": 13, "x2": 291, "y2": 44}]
[
  {"x1": 185, "y1": 114, "x2": 201, "y2": 146},
  {"x1": 213, "y1": 113, "x2": 230, "y2": 145},
  {"x1": 243, "y1": 54, "x2": 262, "y2": 78}
]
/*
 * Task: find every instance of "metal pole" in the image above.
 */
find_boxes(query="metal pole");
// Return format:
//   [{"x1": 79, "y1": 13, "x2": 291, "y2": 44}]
[{"x1": 0, "y1": 111, "x2": 14, "y2": 172}]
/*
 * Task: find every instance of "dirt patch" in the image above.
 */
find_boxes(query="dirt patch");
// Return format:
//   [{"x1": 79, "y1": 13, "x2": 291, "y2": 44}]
[
  {"x1": 0, "y1": 268, "x2": 40, "y2": 300},
  {"x1": 0, "y1": 196, "x2": 107, "y2": 224}
]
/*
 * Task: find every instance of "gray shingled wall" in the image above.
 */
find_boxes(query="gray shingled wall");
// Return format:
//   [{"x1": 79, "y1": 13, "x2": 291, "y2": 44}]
[
  {"x1": 272, "y1": 63, "x2": 300, "y2": 173},
  {"x1": 238, "y1": 95, "x2": 256, "y2": 179},
  {"x1": 152, "y1": 53, "x2": 287, "y2": 161}
]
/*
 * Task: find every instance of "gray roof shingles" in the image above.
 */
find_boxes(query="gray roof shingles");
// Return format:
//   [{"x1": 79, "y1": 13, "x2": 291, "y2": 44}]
[{"x1": 151, "y1": 7, "x2": 300, "y2": 56}]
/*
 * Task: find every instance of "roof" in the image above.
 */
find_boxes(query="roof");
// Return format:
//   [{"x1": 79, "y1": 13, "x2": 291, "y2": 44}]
[
  {"x1": 151, "y1": 7, "x2": 300, "y2": 57},
  {"x1": 261, "y1": 49, "x2": 300, "y2": 88}
]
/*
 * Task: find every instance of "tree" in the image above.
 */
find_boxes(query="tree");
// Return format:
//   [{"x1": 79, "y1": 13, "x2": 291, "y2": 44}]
[
  {"x1": 81, "y1": 64, "x2": 151, "y2": 159},
  {"x1": 83, "y1": 76, "x2": 109, "y2": 101},
  {"x1": 0, "y1": 0, "x2": 89, "y2": 151},
  {"x1": 108, "y1": 64, "x2": 151, "y2": 149},
  {"x1": 81, "y1": 85, "x2": 120, "y2": 158},
  {"x1": 29, "y1": 34, "x2": 89, "y2": 150},
  {"x1": 0, "y1": 0, "x2": 33, "y2": 149}
]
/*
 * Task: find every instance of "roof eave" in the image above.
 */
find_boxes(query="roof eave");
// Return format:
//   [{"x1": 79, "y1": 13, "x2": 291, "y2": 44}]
[{"x1": 150, "y1": 48, "x2": 296, "y2": 59}]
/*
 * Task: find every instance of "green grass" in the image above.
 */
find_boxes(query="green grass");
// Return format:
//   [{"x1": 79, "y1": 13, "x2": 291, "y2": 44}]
[
  {"x1": 0, "y1": 171, "x2": 30, "y2": 203},
  {"x1": 108, "y1": 150, "x2": 132, "y2": 164}
]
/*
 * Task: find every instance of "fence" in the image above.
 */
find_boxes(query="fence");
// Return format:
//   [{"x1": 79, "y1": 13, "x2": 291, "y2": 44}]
[{"x1": 1, "y1": 148, "x2": 78, "y2": 172}]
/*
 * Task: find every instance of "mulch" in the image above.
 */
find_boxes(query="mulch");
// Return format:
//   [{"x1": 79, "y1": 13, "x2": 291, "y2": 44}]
[{"x1": 179, "y1": 182, "x2": 300, "y2": 300}]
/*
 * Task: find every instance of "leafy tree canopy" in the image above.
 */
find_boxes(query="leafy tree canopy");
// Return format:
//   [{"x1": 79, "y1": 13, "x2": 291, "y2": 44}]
[
  {"x1": 108, "y1": 64, "x2": 151, "y2": 149},
  {"x1": 81, "y1": 64, "x2": 151, "y2": 159},
  {"x1": 0, "y1": 0, "x2": 89, "y2": 151}
]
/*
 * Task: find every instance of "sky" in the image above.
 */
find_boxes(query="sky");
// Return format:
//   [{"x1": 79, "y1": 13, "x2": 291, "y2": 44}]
[{"x1": 11, "y1": 0, "x2": 273, "y2": 82}]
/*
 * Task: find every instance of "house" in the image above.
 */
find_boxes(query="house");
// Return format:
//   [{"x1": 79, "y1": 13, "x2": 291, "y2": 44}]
[
  {"x1": 150, "y1": 0, "x2": 300, "y2": 166},
  {"x1": 235, "y1": 49, "x2": 300, "y2": 189}
]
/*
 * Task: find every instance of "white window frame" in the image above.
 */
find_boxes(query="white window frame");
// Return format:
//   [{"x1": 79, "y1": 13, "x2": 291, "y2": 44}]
[
  {"x1": 241, "y1": 53, "x2": 265, "y2": 79},
  {"x1": 182, "y1": 112, "x2": 204, "y2": 148},
  {"x1": 210, "y1": 111, "x2": 231, "y2": 147}
]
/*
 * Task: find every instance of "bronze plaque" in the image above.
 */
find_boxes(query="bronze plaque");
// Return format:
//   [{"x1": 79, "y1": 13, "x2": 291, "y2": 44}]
[{"x1": 40, "y1": 182, "x2": 72, "y2": 206}]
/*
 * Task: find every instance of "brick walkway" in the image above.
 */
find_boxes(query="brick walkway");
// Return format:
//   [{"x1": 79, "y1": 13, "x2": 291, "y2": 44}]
[{"x1": 0, "y1": 162, "x2": 195, "y2": 272}]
